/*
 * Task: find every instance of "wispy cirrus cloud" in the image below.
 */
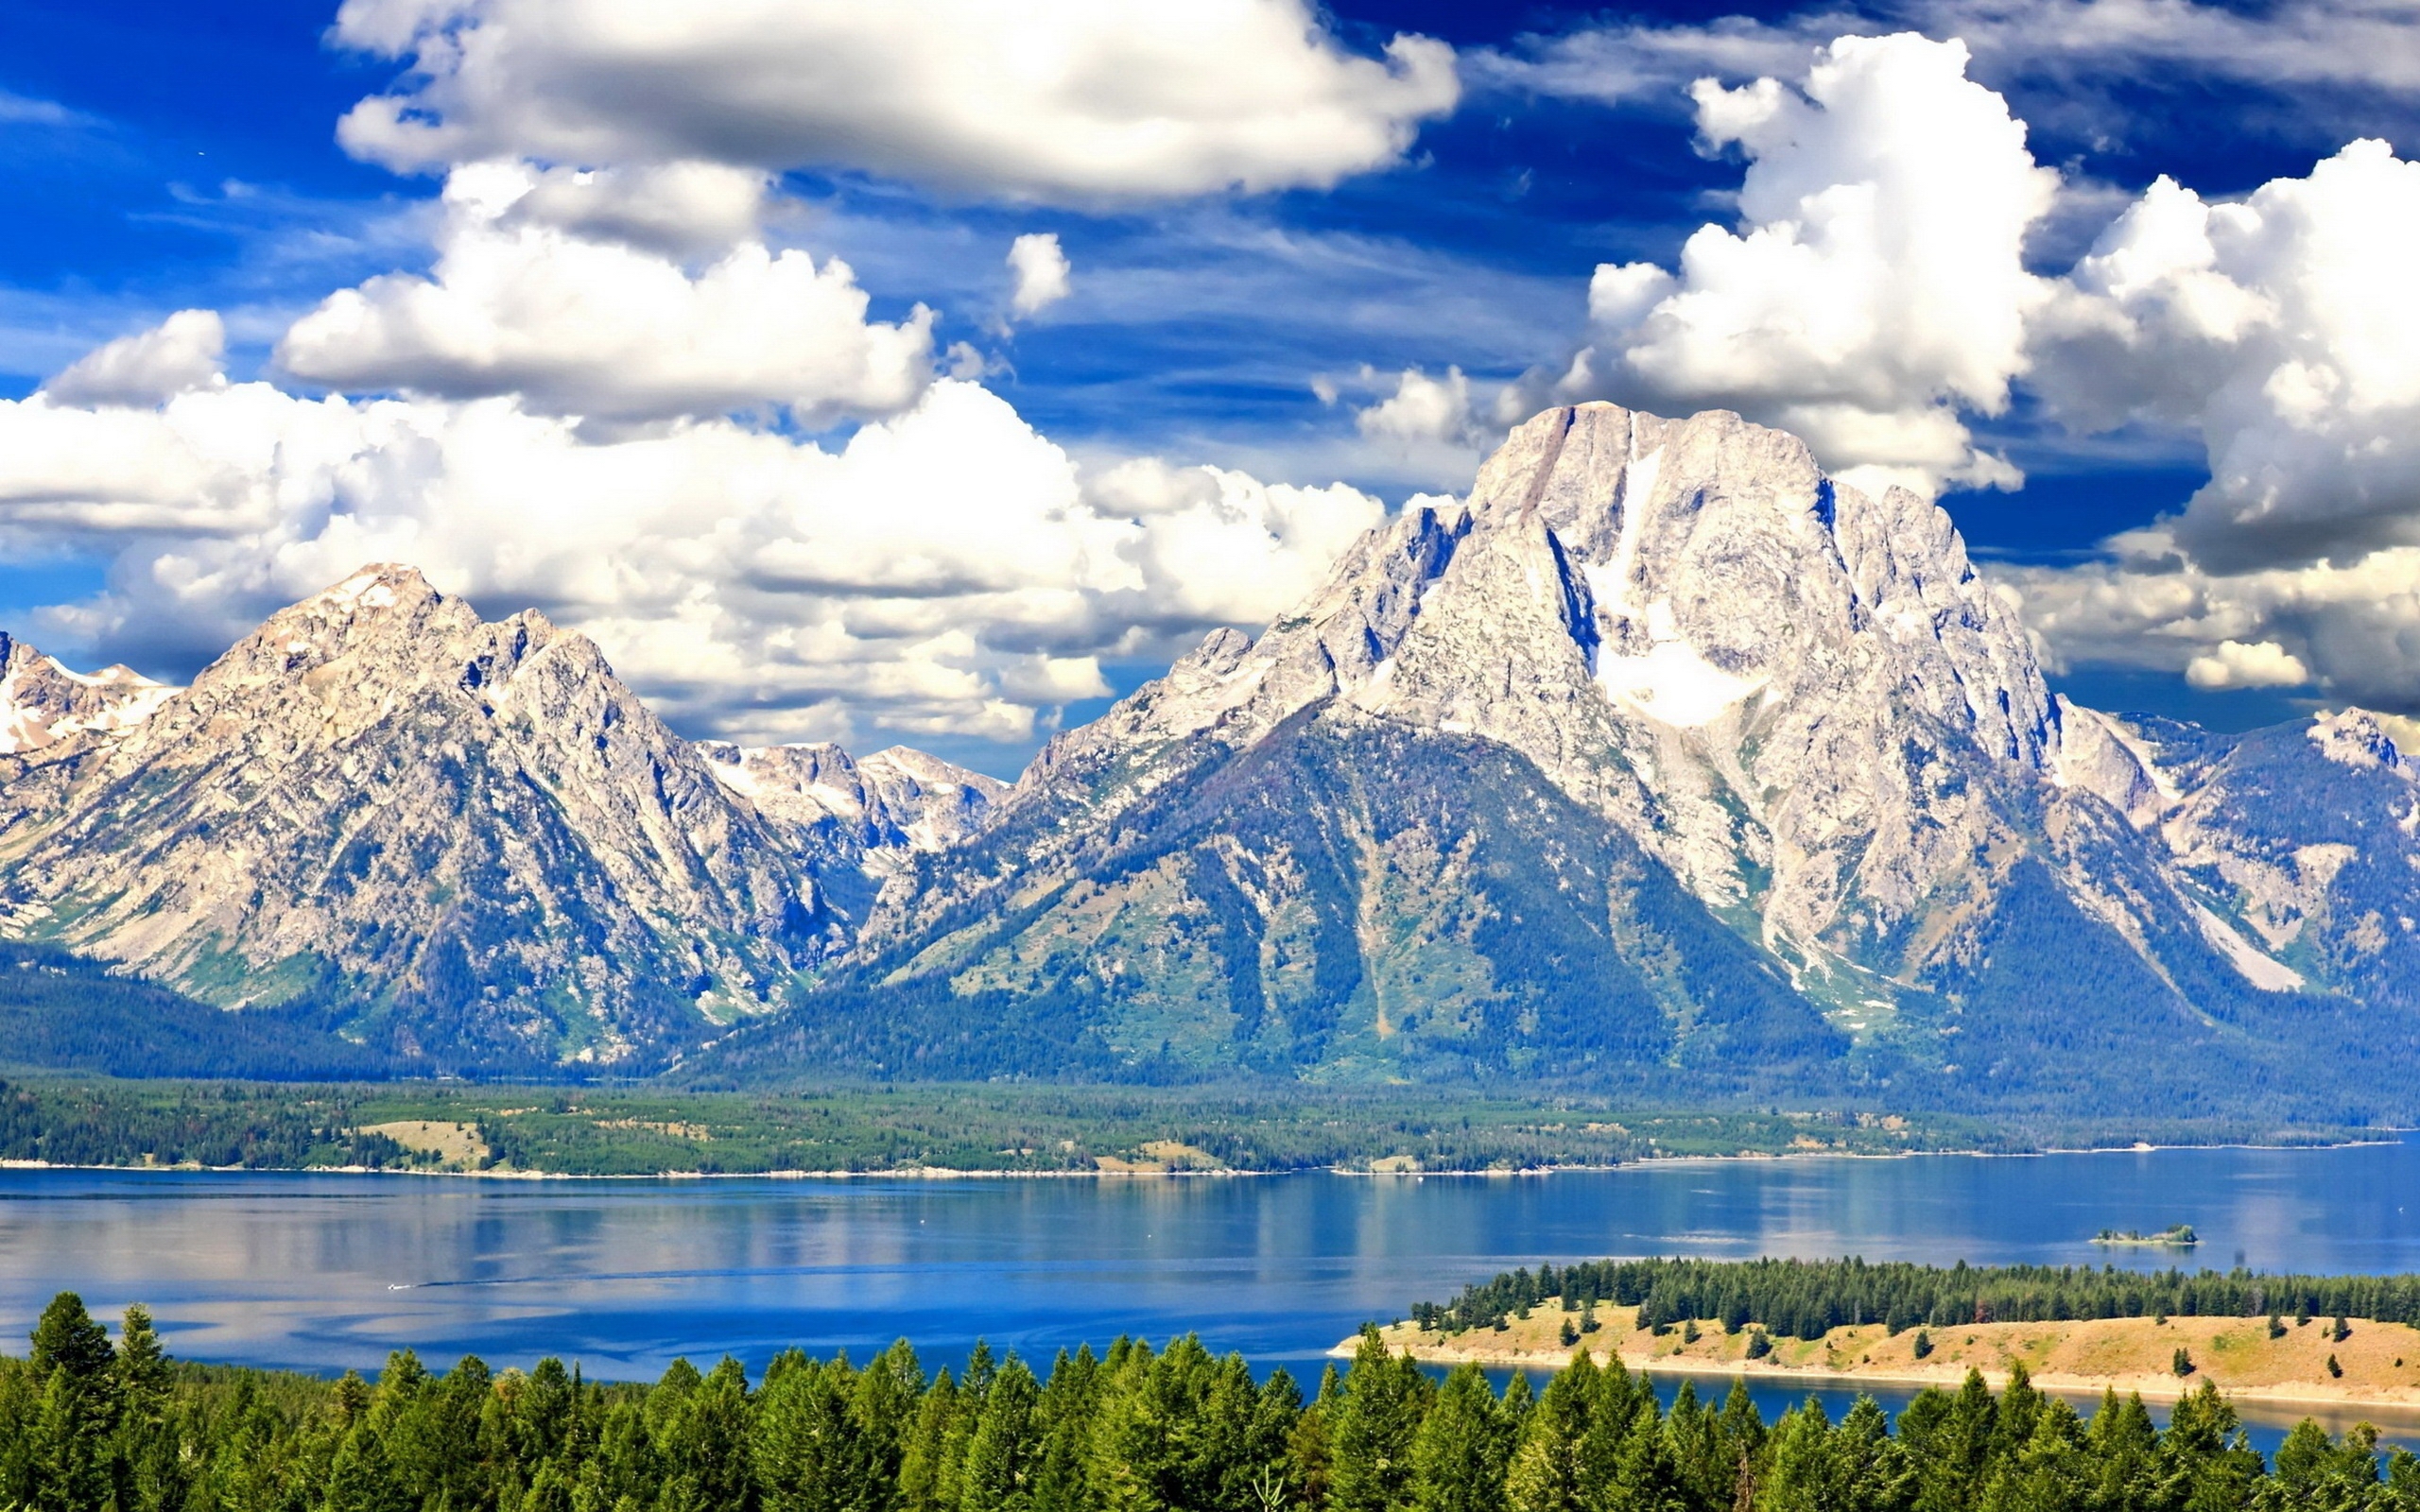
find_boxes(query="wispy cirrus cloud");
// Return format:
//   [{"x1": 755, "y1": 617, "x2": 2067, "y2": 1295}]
[
  {"x1": 0, "y1": 90, "x2": 87, "y2": 129},
  {"x1": 1475, "y1": 0, "x2": 2420, "y2": 115}
]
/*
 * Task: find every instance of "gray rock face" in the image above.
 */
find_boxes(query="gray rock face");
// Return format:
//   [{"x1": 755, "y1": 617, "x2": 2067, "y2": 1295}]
[
  {"x1": 1361, "y1": 404, "x2": 2065, "y2": 983},
  {"x1": 0, "y1": 566, "x2": 974, "y2": 1067},
  {"x1": 696, "y1": 739, "x2": 1008, "y2": 923}
]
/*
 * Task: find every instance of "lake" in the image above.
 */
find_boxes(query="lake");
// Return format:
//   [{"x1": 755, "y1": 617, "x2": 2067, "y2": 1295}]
[{"x1": 8, "y1": 1136, "x2": 2420, "y2": 1453}]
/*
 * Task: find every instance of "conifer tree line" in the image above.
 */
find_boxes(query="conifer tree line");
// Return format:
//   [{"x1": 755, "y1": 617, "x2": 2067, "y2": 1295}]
[
  {"x1": 7, "y1": 1292, "x2": 2420, "y2": 1512},
  {"x1": 1412, "y1": 1258, "x2": 2420, "y2": 1340}
]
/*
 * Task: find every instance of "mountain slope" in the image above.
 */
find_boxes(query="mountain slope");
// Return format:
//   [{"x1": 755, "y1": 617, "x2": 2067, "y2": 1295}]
[
  {"x1": 697, "y1": 740, "x2": 1008, "y2": 924},
  {"x1": 725, "y1": 710, "x2": 1841, "y2": 1085},
  {"x1": 2066, "y1": 707, "x2": 2420, "y2": 1012},
  {"x1": 9, "y1": 405, "x2": 2420, "y2": 1107}
]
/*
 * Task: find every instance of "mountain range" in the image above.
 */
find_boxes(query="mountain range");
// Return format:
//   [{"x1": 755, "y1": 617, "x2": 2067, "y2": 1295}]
[{"x1": 6, "y1": 403, "x2": 2418, "y2": 1117}]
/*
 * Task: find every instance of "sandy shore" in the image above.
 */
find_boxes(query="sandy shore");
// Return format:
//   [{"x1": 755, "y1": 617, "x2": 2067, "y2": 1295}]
[{"x1": 1346, "y1": 1303, "x2": 2420, "y2": 1415}]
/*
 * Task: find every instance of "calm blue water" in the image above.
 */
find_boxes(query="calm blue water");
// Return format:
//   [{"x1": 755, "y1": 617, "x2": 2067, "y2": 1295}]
[{"x1": 8, "y1": 1137, "x2": 2420, "y2": 1453}]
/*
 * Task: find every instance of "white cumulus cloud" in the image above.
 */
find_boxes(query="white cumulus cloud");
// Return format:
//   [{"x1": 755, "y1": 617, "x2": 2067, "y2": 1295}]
[
  {"x1": 274, "y1": 162, "x2": 935, "y2": 430},
  {"x1": 2032, "y1": 139, "x2": 2420, "y2": 572},
  {"x1": 2007, "y1": 139, "x2": 2420, "y2": 714},
  {"x1": 330, "y1": 0, "x2": 1460, "y2": 201},
  {"x1": 1356, "y1": 366, "x2": 1484, "y2": 448},
  {"x1": 507, "y1": 159, "x2": 773, "y2": 259},
  {"x1": 1007, "y1": 233, "x2": 1073, "y2": 318},
  {"x1": 1582, "y1": 33, "x2": 2054, "y2": 497},
  {"x1": 42, "y1": 310, "x2": 228, "y2": 408},
  {"x1": 2186, "y1": 639, "x2": 2312, "y2": 692},
  {"x1": 2010, "y1": 536, "x2": 2420, "y2": 713}
]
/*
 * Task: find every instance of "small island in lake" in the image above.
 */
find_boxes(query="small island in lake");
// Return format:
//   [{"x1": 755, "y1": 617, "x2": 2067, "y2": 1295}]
[{"x1": 2094, "y1": 1224, "x2": 2201, "y2": 1246}]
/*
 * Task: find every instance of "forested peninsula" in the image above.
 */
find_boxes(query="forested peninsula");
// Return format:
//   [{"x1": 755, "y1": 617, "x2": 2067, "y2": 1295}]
[
  {"x1": 7, "y1": 1292, "x2": 2420, "y2": 1512},
  {"x1": 1381, "y1": 1258, "x2": 2420, "y2": 1412}
]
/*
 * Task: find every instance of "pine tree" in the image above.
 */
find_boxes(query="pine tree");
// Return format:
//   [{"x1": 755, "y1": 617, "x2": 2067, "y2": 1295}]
[
  {"x1": 1656, "y1": 1384, "x2": 1724, "y2": 1512},
  {"x1": 2273, "y1": 1418, "x2": 2381, "y2": 1501},
  {"x1": 2080, "y1": 1391, "x2": 2159, "y2": 1512},
  {"x1": 26, "y1": 1293, "x2": 117, "y2": 1512},
  {"x1": 112, "y1": 1306, "x2": 168, "y2": 1419},
  {"x1": 900, "y1": 1371, "x2": 964, "y2": 1512},
  {"x1": 1503, "y1": 1356, "x2": 1594, "y2": 1512},
  {"x1": 1027, "y1": 1349, "x2": 1099, "y2": 1512},
  {"x1": 1974, "y1": 1400, "x2": 2082, "y2": 1512},
  {"x1": 2158, "y1": 1383, "x2": 2259, "y2": 1511},
  {"x1": 1832, "y1": 1397, "x2": 1910, "y2": 1512},
  {"x1": 1754, "y1": 1400, "x2": 1839, "y2": 1512},
  {"x1": 755, "y1": 1355, "x2": 876, "y2": 1512},
  {"x1": 1089, "y1": 1340, "x2": 1183, "y2": 1512},
  {"x1": 1243, "y1": 1367, "x2": 1304, "y2": 1512},
  {"x1": 855, "y1": 1340, "x2": 927, "y2": 1503},
  {"x1": 1603, "y1": 1397, "x2": 1683, "y2": 1512},
  {"x1": 1286, "y1": 1366, "x2": 1342, "y2": 1512},
  {"x1": 327, "y1": 1421, "x2": 414, "y2": 1512},
  {"x1": 1328, "y1": 1330, "x2": 1431, "y2": 1512},
  {"x1": 111, "y1": 1305, "x2": 180, "y2": 1512},
  {"x1": 1409, "y1": 1366, "x2": 1506, "y2": 1512},
  {"x1": 960, "y1": 1358, "x2": 1039, "y2": 1512}
]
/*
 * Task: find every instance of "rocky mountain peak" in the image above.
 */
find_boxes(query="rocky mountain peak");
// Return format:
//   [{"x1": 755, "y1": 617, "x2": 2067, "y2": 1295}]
[
  {"x1": 1002, "y1": 402, "x2": 2064, "y2": 972},
  {"x1": 170, "y1": 562, "x2": 475, "y2": 716},
  {"x1": 0, "y1": 634, "x2": 178, "y2": 755},
  {"x1": 816, "y1": 399, "x2": 2415, "y2": 1095},
  {"x1": 0, "y1": 565, "x2": 826, "y2": 1068},
  {"x1": 1452, "y1": 403, "x2": 2055, "y2": 762}
]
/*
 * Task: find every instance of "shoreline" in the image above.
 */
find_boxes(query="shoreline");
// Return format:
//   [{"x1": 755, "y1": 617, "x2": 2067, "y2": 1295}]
[
  {"x1": 1, "y1": 1131, "x2": 2405, "y2": 1182},
  {"x1": 1350, "y1": 1302, "x2": 2420, "y2": 1418},
  {"x1": 1338, "y1": 1337, "x2": 2420, "y2": 1418}
]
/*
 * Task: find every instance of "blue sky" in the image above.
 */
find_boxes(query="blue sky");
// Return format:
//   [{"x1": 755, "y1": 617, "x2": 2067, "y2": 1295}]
[{"x1": 4, "y1": 0, "x2": 2417, "y2": 771}]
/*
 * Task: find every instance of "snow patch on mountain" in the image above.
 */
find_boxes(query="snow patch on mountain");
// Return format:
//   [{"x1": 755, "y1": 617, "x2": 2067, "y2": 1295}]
[
  {"x1": 0, "y1": 636, "x2": 179, "y2": 755},
  {"x1": 700, "y1": 739, "x2": 1006, "y2": 858},
  {"x1": 2309, "y1": 709, "x2": 2416, "y2": 778}
]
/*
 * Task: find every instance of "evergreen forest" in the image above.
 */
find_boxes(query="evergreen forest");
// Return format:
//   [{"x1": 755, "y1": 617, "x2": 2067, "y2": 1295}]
[
  {"x1": 7, "y1": 1293, "x2": 2420, "y2": 1512},
  {"x1": 1415, "y1": 1258, "x2": 2420, "y2": 1339}
]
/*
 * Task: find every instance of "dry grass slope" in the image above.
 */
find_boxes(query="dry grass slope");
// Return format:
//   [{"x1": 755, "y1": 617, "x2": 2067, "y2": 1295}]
[{"x1": 1364, "y1": 1299, "x2": 2420, "y2": 1409}]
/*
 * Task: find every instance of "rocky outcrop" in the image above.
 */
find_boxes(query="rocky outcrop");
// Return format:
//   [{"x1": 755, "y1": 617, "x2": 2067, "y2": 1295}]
[
  {"x1": 2056, "y1": 706, "x2": 2420, "y2": 1010},
  {"x1": 697, "y1": 739, "x2": 1008, "y2": 922}
]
